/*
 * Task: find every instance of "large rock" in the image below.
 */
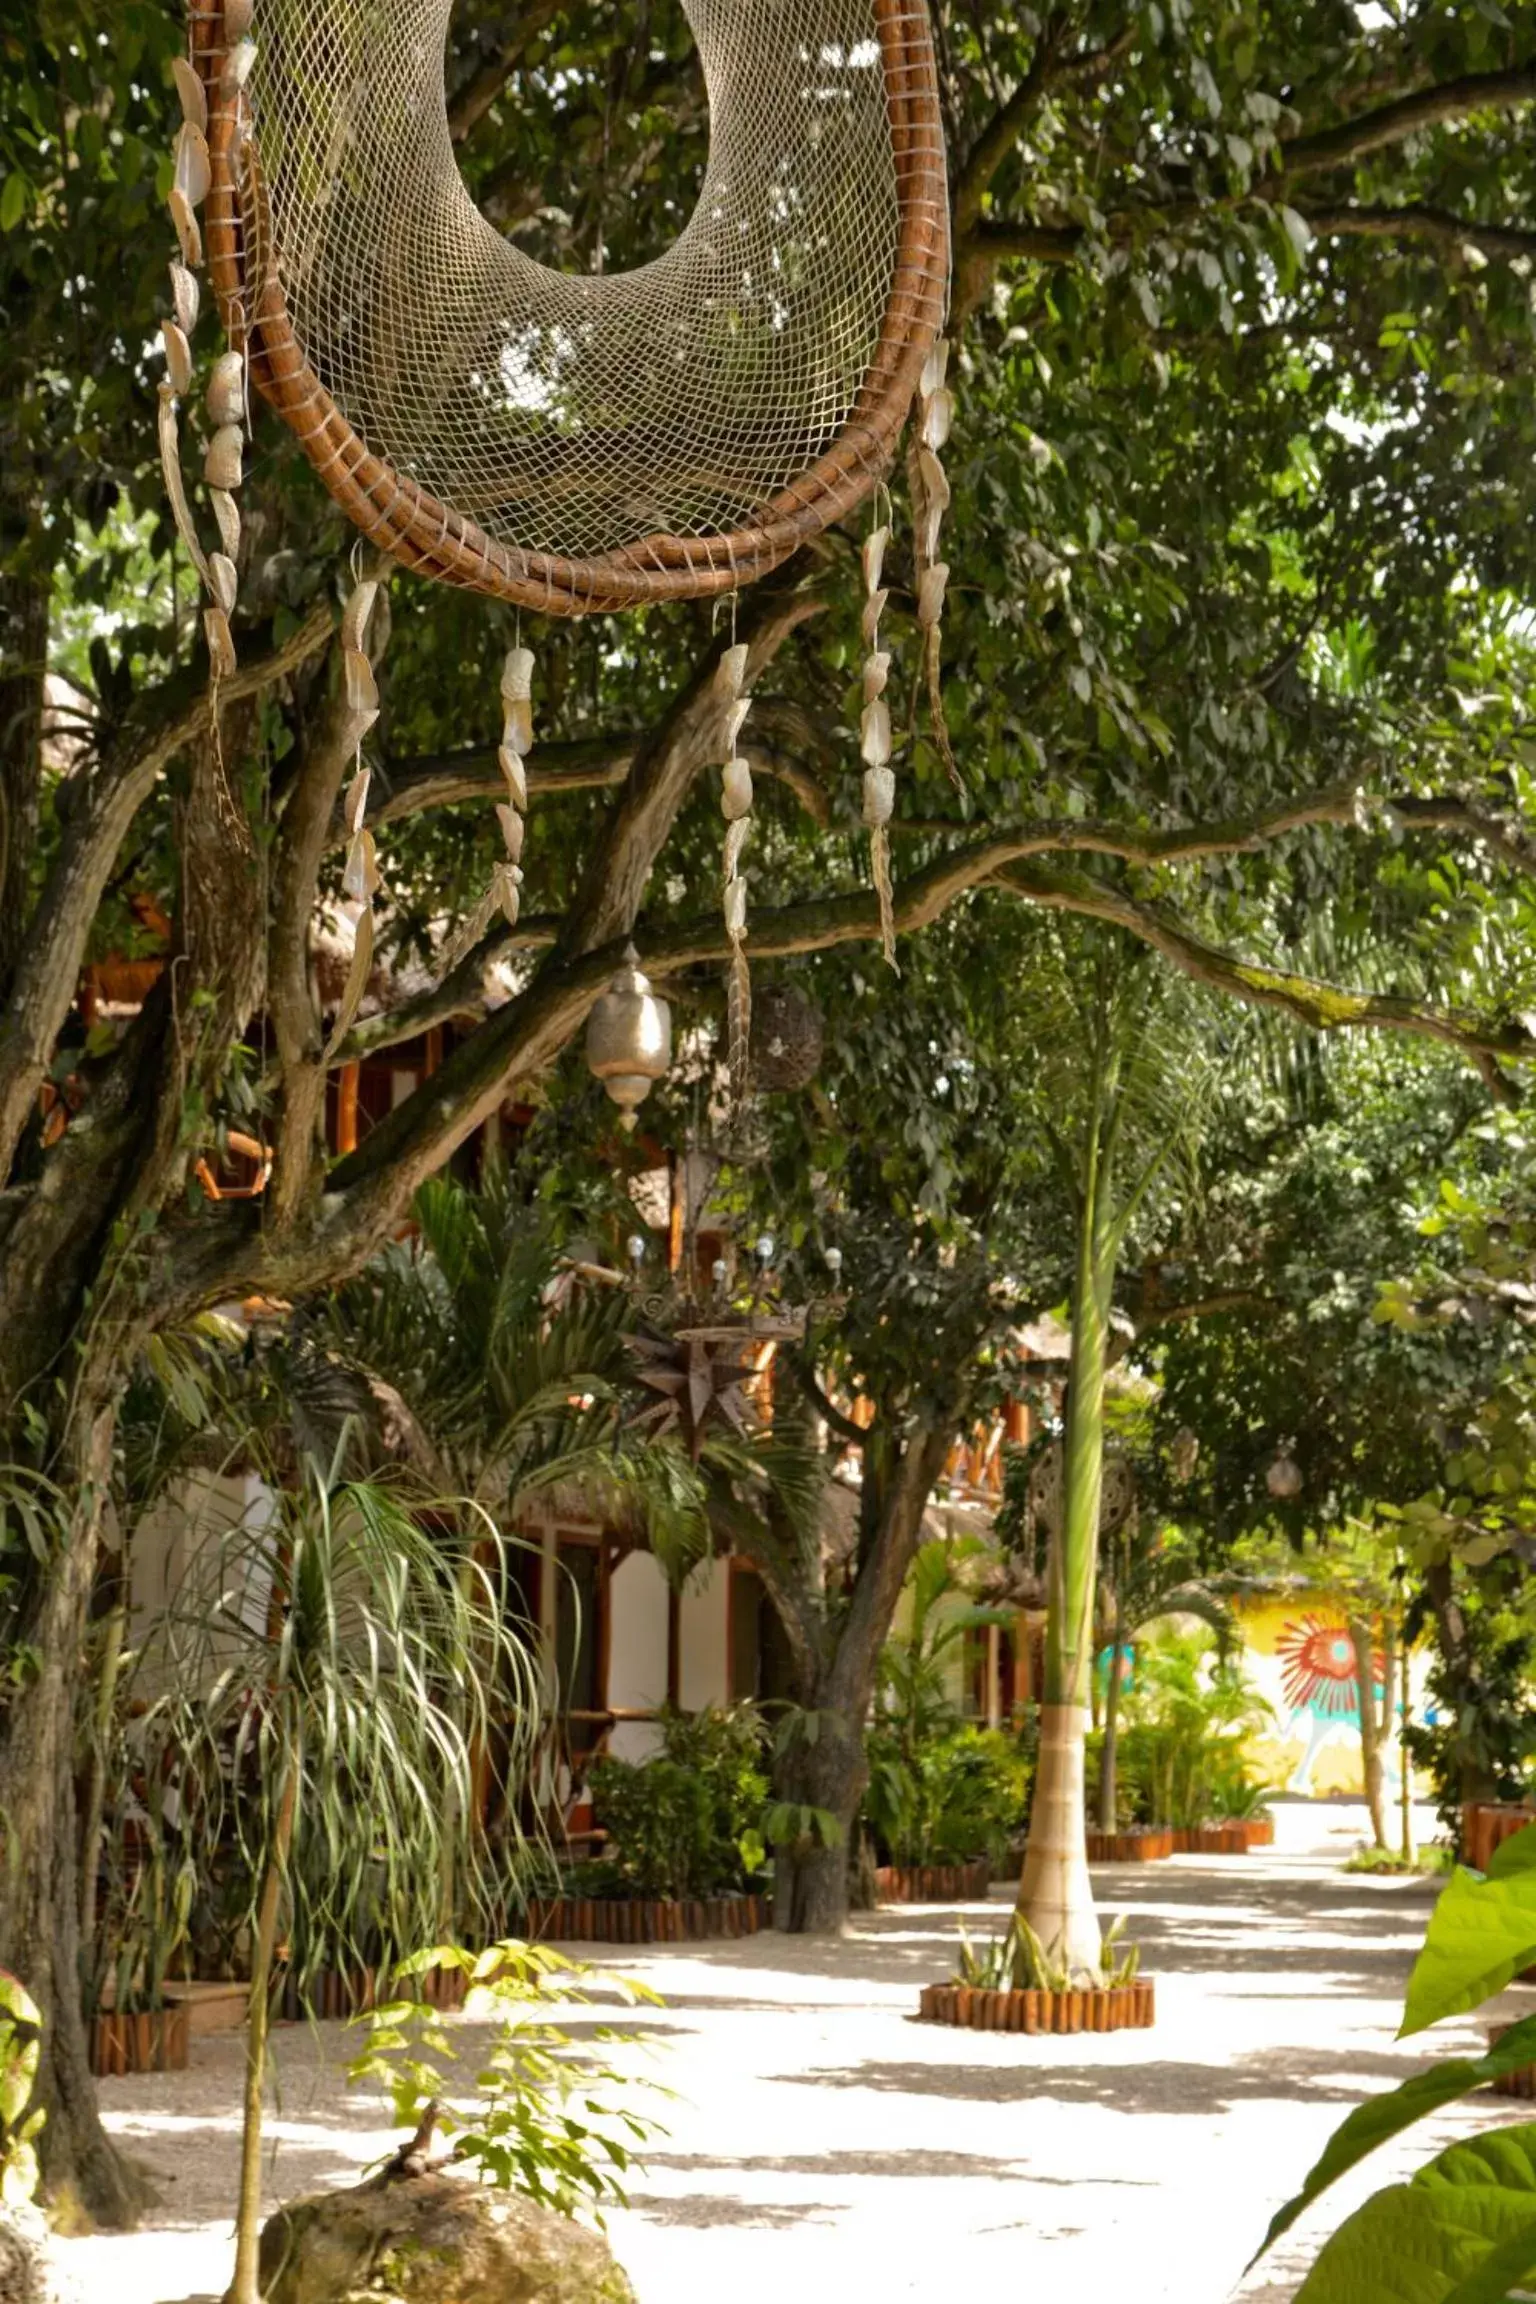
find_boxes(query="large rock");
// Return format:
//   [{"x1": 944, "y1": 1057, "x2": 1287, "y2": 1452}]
[
  {"x1": 0, "y1": 2206, "x2": 57, "y2": 2304},
  {"x1": 257, "y1": 2171, "x2": 635, "y2": 2304}
]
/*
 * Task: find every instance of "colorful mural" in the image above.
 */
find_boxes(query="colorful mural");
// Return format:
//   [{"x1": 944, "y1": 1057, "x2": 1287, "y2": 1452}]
[{"x1": 1238, "y1": 1597, "x2": 1432, "y2": 1800}]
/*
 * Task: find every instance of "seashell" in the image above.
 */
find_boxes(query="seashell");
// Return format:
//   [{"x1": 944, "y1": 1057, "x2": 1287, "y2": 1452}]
[
  {"x1": 862, "y1": 766, "x2": 896, "y2": 828},
  {"x1": 172, "y1": 58, "x2": 208, "y2": 134},
  {"x1": 724, "y1": 697, "x2": 751, "y2": 750},
  {"x1": 724, "y1": 877, "x2": 748, "y2": 938},
  {"x1": 498, "y1": 747, "x2": 528, "y2": 811},
  {"x1": 161, "y1": 321, "x2": 193, "y2": 397},
  {"x1": 917, "y1": 446, "x2": 951, "y2": 515},
  {"x1": 169, "y1": 260, "x2": 199, "y2": 335},
  {"x1": 861, "y1": 588, "x2": 888, "y2": 649},
  {"x1": 342, "y1": 830, "x2": 372, "y2": 902},
  {"x1": 502, "y1": 694, "x2": 533, "y2": 758},
  {"x1": 917, "y1": 563, "x2": 951, "y2": 630},
  {"x1": 495, "y1": 864, "x2": 522, "y2": 928},
  {"x1": 501, "y1": 645, "x2": 535, "y2": 703},
  {"x1": 225, "y1": 0, "x2": 255, "y2": 38},
  {"x1": 340, "y1": 579, "x2": 379, "y2": 657},
  {"x1": 345, "y1": 768, "x2": 371, "y2": 837},
  {"x1": 344, "y1": 649, "x2": 378, "y2": 716},
  {"x1": 206, "y1": 350, "x2": 245, "y2": 429},
  {"x1": 496, "y1": 803, "x2": 525, "y2": 863},
  {"x1": 168, "y1": 189, "x2": 203, "y2": 272},
  {"x1": 204, "y1": 606, "x2": 237, "y2": 680},
  {"x1": 862, "y1": 651, "x2": 891, "y2": 705},
  {"x1": 157, "y1": 385, "x2": 210, "y2": 586},
  {"x1": 922, "y1": 388, "x2": 955, "y2": 453},
  {"x1": 860, "y1": 698, "x2": 892, "y2": 768},
  {"x1": 862, "y1": 526, "x2": 891, "y2": 596},
  {"x1": 173, "y1": 122, "x2": 211, "y2": 212},
  {"x1": 921, "y1": 338, "x2": 951, "y2": 400},
  {"x1": 716, "y1": 642, "x2": 750, "y2": 699},
  {"x1": 721, "y1": 758, "x2": 753, "y2": 822},
  {"x1": 723, "y1": 819, "x2": 750, "y2": 882},
  {"x1": 204, "y1": 423, "x2": 243, "y2": 491},
  {"x1": 210, "y1": 487, "x2": 241, "y2": 562},
  {"x1": 223, "y1": 37, "x2": 258, "y2": 92},
  {"x1": 207, "y1": 552, "x2": 238, "y2": 614}
]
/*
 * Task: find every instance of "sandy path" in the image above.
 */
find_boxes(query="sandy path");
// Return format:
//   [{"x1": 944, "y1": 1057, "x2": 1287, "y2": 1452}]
[{"x1": 58, "y1": 1802, "x2": 1523, "y2": 2304}]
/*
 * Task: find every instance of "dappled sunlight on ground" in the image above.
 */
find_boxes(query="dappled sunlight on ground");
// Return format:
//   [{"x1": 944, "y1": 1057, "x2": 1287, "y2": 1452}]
[{"x1": 56, "y1": 1800, "x2": 1529, "y2": 2304}]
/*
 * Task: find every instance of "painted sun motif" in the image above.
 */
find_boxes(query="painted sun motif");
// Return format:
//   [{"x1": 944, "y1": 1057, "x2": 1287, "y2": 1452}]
[{"x1": 1276, "y1": 1615, "x2": 1381, "y2": 1720}]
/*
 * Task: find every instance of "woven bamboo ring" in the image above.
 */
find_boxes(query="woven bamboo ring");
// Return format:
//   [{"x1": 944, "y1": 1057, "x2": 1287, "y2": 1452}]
[{"x1": 191, "y1": 1, "x2": 950, "y2": 616}]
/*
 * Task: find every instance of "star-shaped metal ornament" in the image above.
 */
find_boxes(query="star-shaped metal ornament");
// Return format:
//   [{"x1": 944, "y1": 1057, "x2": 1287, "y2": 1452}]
[{"x1": 625, "y1": 1319, "x2": 801, "y2": 1461}]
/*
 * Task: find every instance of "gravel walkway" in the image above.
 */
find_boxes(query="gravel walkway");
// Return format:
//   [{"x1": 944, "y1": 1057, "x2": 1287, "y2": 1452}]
[{"x1": 59, "y1": 1802, "x2": 1525, "y2": 2304}]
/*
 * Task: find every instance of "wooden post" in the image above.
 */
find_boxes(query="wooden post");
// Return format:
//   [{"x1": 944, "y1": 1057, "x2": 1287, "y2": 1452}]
[{"x1": 335, "y1": 1062, "x2": 360, "y2": 1157}]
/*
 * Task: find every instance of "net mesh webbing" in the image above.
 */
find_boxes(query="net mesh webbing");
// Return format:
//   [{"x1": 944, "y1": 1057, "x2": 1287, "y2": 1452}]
[
  {"x1": 249, "y1": 0, "x2": 902, "y2": 561},
  {"x1": 197, "y1": 0, "x2": 948, "y2": 607}
]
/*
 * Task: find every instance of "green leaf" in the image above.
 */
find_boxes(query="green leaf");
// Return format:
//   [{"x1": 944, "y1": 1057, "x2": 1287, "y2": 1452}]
[
  {"x1": 1486, "y1": 1826, "x2": 1536, "y2": 1881},
  {"x1": 1401, "y1": 1866, "x2": 1536, "y2": 2036},
  {"x1": 1254, "y1": 2015, "x2": 1536, "y2": 2263},
  {"x1": 1293, "y1": 2127, "x2": 1536, "y2": 2304},
  {"x1": 0, "y1": 172, "x2": 29, "y2": 233}
]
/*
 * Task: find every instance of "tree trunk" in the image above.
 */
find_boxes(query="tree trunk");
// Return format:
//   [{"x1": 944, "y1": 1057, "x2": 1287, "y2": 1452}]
[
  {"x1": 1017, "y1": 1120, "x2": 1113, "y2": 1982},
  {"x1": 0, "y1": 1402, "x2": 151, "y2": 2229},
  {"x1": 231, "y1": 1755, "x2": 299, "y2": 2304},
  {"x1": 772, "y1": 1701, "x2": 863, "y2": 1935},
  {"x1": 1098, "y1": 1608, "x2": 1124, "y2": 1833},
  {"x1": 1398, "y1": 1621, "x2": 1415, "y2": 1863},
  {"x1": 1349, "y1": 1614, "x2": 1388, "y2": 1850}
]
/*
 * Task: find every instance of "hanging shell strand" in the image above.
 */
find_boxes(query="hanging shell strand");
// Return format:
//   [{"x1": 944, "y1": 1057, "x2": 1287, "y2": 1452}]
[
  {"x1": 323, "y1": 574, "x2": 388, "y2": 1057},
  {"x1": 158, "y1": 29, "x2": 249, "y2": 686},
  {"x1": 860, "y1": 521, "x2": 898, "y2": 970},
  {"x1": 716, "y1": 640, "x2": 753, "y2": 1106},
  {"x1": 439, "y1": 642, "x2": 535, "y2": 976},
  {"x1": 909, "y1": 337, "x2": 958, "y2": 790}
]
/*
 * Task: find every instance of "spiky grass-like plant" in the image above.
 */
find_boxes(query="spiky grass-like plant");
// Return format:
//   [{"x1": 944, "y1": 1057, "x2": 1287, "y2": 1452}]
[{"x1": 132, "y1": 1467, "x2": 541, "y2": 2304}]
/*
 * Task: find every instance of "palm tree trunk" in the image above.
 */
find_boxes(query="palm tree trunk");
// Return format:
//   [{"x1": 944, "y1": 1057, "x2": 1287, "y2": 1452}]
[
  {"x1": 1017, "y1": 1129, "x2": 1112, "y2": 1981},
  {"x1": 230, "y1": 1755, "x2": 298, "y2": 2304},
  {"x1": 1098, "y1": 1606, "x2": 1124, "y2": 1833},
  {"x1": 1349, "y1": 1615, "x2": 1387, "y2": 1849},
  {"x1": 1398, "y1": 1624, "x2": 1414, "y2": 1862}
]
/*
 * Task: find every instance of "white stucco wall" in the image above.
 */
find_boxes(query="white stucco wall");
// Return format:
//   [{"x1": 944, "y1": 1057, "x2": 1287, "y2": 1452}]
[
  {"x1": 678, "y1": 1556, "x2": 730, "y2": 1713},
  {"x1": 128, "y1": 1470, "x2": 279, "y2": 1698},
  {"x1": 606, "y1": 1550, "x2": 671, "y2": 1761}
]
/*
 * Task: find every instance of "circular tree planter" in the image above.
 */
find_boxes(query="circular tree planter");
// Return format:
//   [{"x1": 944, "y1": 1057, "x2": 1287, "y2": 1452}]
[
  {"x1": 525, "y1": 1892, "x2": 769, "y2": 1945},
  {"x1": 273, "y1": 1961, "x2": 469, "y2": 2024},
  {"x1": 1086, "y1": 1828, "x2": 1171, "y2": 1864},
  {"x1": 874, "y1": 1860, "x2": 992, "y2": 1904},
  {"x1": 1238, "y1": 1817, "x2": 1275, "y2": 1850},
  {"x1": 89, "y1": 2004, "x2": 190, "y2": 2077},
  {"x1": 918, "y1": 1979, "x2": 1155, "y2": 2033}
]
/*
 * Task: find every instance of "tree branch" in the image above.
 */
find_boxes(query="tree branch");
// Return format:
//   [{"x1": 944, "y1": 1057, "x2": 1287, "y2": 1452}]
[
  {"x1": 1297, "y1": 203, "x2": 1536, "y2": 264},
  {"x1": 1275, "y1": 69, "x2": 1536, "y2": 183},
  {"x1": 0, "y1": 604, "x2": 333, "y2": 1184}
]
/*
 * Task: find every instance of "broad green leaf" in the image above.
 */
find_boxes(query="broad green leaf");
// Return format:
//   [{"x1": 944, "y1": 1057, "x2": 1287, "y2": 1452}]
[
  {"x1": 1294, "y1": 2126, "x2": 1536, "y2": 2303},
  {"x1": 1255, "y1": 2016, "x2": 1536, "y2": 2263},
  {"x1": 1486, "y1": 1826, "x2": 1536, "y2": 1882},
  {"x1": 1402, "y1": 1867, "x2": 1536, "y2": 2036}
]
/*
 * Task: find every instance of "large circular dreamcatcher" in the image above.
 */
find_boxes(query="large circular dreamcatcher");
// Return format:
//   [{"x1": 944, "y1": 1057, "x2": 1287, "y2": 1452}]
[{"x1": 161, "y1": 2, "x2": 952, "y2": 1073}]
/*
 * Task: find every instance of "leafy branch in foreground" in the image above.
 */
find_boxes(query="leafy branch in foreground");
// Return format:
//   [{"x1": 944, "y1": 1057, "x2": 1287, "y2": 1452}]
[
  {"x1": 348, "y1": 1942, "x2": 664, "y2": 2223},
  {"x1": 1253, "y1": 1823, "x2": 1536, "y2": 2300}
]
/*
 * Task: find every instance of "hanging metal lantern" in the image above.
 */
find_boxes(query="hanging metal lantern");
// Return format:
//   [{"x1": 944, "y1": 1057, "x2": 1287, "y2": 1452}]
[
  {"x1": 585, "y1": 944, "x2": 672, "y2": 1131},
  {"x1": 749, "y1": 982, "x2": 824, "y2": 1093},
  {"x1": 1266, "y1": 1447, "x2": 1303, "y2": 1501}
]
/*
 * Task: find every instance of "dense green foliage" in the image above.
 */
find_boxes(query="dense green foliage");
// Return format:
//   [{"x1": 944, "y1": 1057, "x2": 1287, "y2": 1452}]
[{"x1": 585, "y1": 1708, "x2": 770, "y2": 1904}]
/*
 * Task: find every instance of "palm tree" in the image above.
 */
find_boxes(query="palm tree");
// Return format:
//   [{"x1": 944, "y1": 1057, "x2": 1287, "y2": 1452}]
[{"x1": 1013, "y1": 933, "x2": 1216, "y2": 1977}]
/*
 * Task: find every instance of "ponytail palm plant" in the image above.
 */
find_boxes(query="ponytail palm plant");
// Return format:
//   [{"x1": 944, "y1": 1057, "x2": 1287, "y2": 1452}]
[{"x1": 134, "y1": 1467, "x2": 542, "y2": 2304}]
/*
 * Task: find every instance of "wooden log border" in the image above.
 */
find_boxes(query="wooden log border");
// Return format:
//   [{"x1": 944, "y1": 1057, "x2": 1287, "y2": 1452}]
[
  {"x1": 917, "y1": 1979, "x2": 1156, "y2": 2033},
  {"x1": 525, "y1": 1893, "x2": 771, "y2": 1945},
  {"x1": 874, "y1": 1859, "x2": 993, "y2": 1903},
  {"x1": 88, "y1": 2004, "x2": 191, "y2": 2078}
]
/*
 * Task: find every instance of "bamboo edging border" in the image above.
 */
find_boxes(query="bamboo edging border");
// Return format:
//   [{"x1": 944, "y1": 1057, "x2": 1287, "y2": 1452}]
[
  {"x1": 89, "y1": 2004, "x2": 191, "y2": 2078},
  {"x1": 874, "y1": 1859, "x2": 992, "y2": 1904},
  {"x1": 918, "y1": 1979, "x2": 1156, "y2": 2034},
  {"x1": 526, "y1": 1893, "x2": 770, "y2": 1946}
]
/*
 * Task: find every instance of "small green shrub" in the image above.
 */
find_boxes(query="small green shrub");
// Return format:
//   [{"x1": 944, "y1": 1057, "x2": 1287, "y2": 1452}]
[
  {"x1": 349, "y1": 1942, "x2": 662, "y2": 2222},
  {"x1": 954, "y1": 1914, "x2": 1140, "y2": 1994},
  {"x1": 1342, "y1": 1843, "x2": 1454, "y2": 1877},
  {"x1": 587, "y1": 1705, "x2": 769, "y2": 1901}
]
